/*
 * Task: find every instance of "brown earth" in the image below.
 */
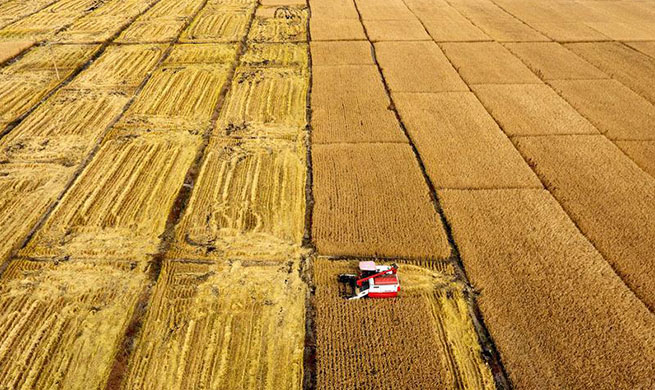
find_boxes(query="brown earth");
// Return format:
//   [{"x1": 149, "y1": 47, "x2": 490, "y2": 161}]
[
  {"x1": 514, "y1": 135, "x2": 655, "y2": 311},
  {"x1": 439, "y1": 188, "x2": 655, "y2": 390},
  {"x1": 311, "y1": 143, "x2": 450, "y2": 259},
  {"x1": 393, "y1": 92, "x2": 540, "y2": 189}
]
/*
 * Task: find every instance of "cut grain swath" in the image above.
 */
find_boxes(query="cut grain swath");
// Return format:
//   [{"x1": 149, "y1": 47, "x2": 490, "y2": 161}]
[
  {"x1": 122, "y1": 261, "x2": 306, "y2": 390},
  {"x1": 0, "y1": 259, "x2": 146, "y2": 390}
]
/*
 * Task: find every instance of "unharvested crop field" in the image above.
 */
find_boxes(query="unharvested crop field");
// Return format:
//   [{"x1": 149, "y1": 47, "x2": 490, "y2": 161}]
[{"x1": 1, "y1": 0, "x2": 654, "y2": 388}]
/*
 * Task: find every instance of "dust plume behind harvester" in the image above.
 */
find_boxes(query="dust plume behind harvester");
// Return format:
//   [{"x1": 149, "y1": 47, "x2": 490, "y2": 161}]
[{"x1": 338, "y1": 261, "x2": 400, "y2": 299}]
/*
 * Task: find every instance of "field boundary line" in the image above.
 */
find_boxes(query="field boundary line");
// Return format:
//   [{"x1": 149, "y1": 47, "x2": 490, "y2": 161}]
[{"x1": 357, "y1": 0, "x2": 513, "y2": 387}]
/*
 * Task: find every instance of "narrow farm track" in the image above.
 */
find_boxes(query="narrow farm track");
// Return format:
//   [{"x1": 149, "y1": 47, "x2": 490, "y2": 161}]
[{"x1": 0, "y1": 0, "x2": 654, "y2": 389}]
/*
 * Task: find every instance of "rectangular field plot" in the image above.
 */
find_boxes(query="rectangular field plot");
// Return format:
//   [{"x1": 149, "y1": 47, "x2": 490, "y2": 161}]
[
  {"x1": 217, "y1": 66, "x2": 308, "y2": 139},
  {"x1": 2, "y1": 43, "x2": 99, "y2": 73},
  {"x1": 120, "y1": 64, "x2": 230, "y2": 131},
  {"x1": 312, "y1": 143, "x2": 451, "y2": 259},
  {"x1": 179, "y1": 9, "x2": 252, "y2": 43},
  {"x1": 68, "y1": 44, "x2": 165, "y2": 92},
  {"x1": 164, "y1": 43, "x2": 238, "y2": 65},
  {"x1": 145, "y1": 0, "x2": 206, "y2": 19},
  {"x1": 439, "y1": 189, "x2": 655, "y2": 389},
  {"x1": 54, "y1": 15, "x2": 133, "y2": 43},
  {"x1": 513, "y1": 135, "x2": 655, "y2": 311},
  {"x1": 115, "y1": 18, "x2": 187, "y2": 43},
  {"x1": 0, "y1": 0, "x2": 59, "y2": 28},
  {"x1": 248, "y1": 6, "x2": 308, "y2": 43},
  {"x1": 0, "y1": 259, "x2": 146, "y2": 390},
  {"x1": 0, "y1": 164, "x2": 73, "y2": 263},
  {"x1": 0, "y1": 89, "x2": 129, "y2": 165},
  {"x1": 241, "y1": 42, "x2": 308, "y2": 68},
  {"x1": 169, "y1": 138, "x2": 306, "y2": 262},
  {"x1": 122, "y1": 261, "x2": 306, "y2": 390},
  {"x1": 314, "y1": 259, "x2": 495, "y2": 390},
  {"x1": 21, "y1": 132, "x2": 201, "y2": 261}
]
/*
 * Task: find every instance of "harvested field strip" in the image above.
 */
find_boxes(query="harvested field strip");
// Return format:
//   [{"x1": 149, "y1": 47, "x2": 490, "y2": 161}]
[
  {"x1": 120, "y1": 64, "x2": 231, "y2": 131},
  {"x1": 0, "y1": 164, "x2": 73, "y2": 264},
  {"x1": 314, "y1": 259, "x2": 494, "y2": 390},
  {"x1": 122, "y1": 260, "x2": 306, "y2": 390},
  {"x1": 439, "y1": 189, "x2": 655, "y2": 389},
  {"x1": 0, "y1": 259, "x2": 146, "y2": 390},
  {"x1": 241, "y1": 42, "x2": 309, "y2": 67},
  {"x1": 0, "y1": 0, "x2": 100, "y2": 41},
  {"x1": 0, "y1": 89, "x2": 130, "y2": 165},
  {"x1": 68, "y1": 44, "x2": 166, "y2": 92},
  {"x1": 116, "y1": 0, "x2": 207, "y2": 43},
  {"x1": 248, "y1": 6, "x2": 308, "y2": 43},
  {"x1": 169, "y1": 137, "x2": 306, "y2": 262},
  {"x1": 393, "y1": 91, "x2": 541, "y2": 189},
  {"x1": 180, "y1": 9, "x2": 253, "y2": 43},
  {"x1": 311, "y1": 143, "x2": 450, "y2": 259},
  {"x1": 0, "y1": 0, "x2": 59, "y2": 29},
  {"x1": 217, "y1": 66, "x2": 309, "y2": 139},
  {"x1": 0, "y1": 40, "x2": 34, "y2": 64},
  {"x1": 21, "y1": 131, "x2": 201, "y2": 261},
  {"x1": 513, "y1": 135, "x2": 655, "y2": 311},
  {"x1": 164, "y1": 43, "x2": 239, "y2": 65},
  {"x1": 615, "y1": 140, "x2": 655, "y2": 178},
  {"x1": 310, "y1": 40, "x2": 373, "y2": 65},
  {"x1": 0, "y1": 44, "x2": 100, "y2": 129}
]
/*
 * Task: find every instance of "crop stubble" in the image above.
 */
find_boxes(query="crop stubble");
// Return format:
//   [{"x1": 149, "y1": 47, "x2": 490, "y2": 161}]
[
  {"x1": 0, "y1": 259, "x2": 146, "y2": 390},
  {"x1": 169, "y1": 138, "x2": 306, "y2": 262},
  {"x1": 122, "y1": 261, "x2": 306, "y2": 390},
  {"x1": 314, "y1": 259, "x2": 494, "y2": 390}
]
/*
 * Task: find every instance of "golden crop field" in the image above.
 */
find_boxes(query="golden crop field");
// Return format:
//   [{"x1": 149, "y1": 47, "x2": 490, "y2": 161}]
[{"x1": 1, "y1": 0, "x2": 654, "y2": 389}]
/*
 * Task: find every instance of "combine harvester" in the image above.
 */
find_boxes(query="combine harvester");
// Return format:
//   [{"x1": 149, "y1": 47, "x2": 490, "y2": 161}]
[{"x1": 338, "y1": 261, "x2": 400, "y2": 299}]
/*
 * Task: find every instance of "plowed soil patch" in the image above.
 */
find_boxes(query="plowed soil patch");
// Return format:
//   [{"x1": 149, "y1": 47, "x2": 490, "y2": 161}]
[
  {"x1": 439, "y1": 188, "x2": 655, "y2": 390},
  {"x1": 375, "y1": 41, "x2": 467, "y2": 92},
  {"x1": 514, "y1": 135, "x2": 655, "y2": 310},
  {"x1": 22, "y1": 132, "x2": 201, "y2": 261},
  {"x1": 312, "y1": 143, "x2": 450, "y2": 259},
  {"x1": 170, "y1": 138, "x2": 306, "y2": 262},
  {"x1": 311, "y1": 65, "x2": 406, "y2": 143},
  {"x1": 314, "y1": 259, "x2": 494, "y2": 390},
  {"x1": 548, "y1": 79, "x2": 655, "y2": 140},
  {"x1": 393, "y1": 92, "x2": 540, "y2": 189},
  {"x1": 0, "y1": 259, "x2": 145, "y2": 390},
  {"x1": 565, "y1": 42, "x2": 655, "y2": 104},
  {"x1": 0, "y1": 164, "x2": 72, "y2": 263},
  {"x1": 504, "y1": 42, "x2": 607, "y2": 80},
  {"x1": 440, "y1": 42, "x2": 540, "y2": 84},
  {"x1": 472, "y1": 84, "x2": 598, "y2": 136},
  {"x1": 123, "y1": 260, "x2": 306, "y2": 390}
]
